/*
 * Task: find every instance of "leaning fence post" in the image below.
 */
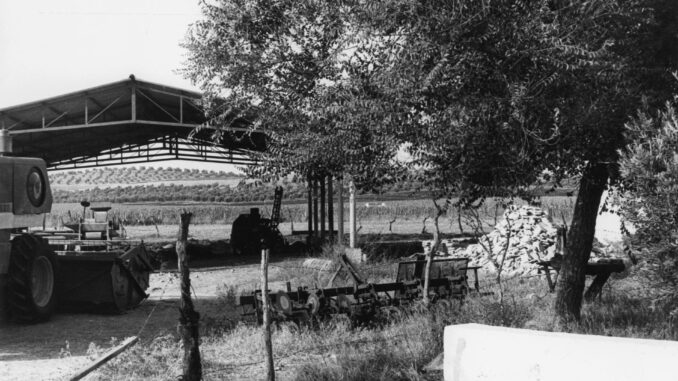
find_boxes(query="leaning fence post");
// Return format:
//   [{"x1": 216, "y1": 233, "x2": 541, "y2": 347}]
[
  {"x1": 260, "y1": 240, "x2": 275, "y2": 381},
  {"x1": 177, "y1": 211, "x2": 201, "y2": 381}
]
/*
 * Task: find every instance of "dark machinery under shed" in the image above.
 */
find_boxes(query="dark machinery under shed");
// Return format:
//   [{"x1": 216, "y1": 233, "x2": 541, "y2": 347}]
[{"x1": 230, "y1": 186, "x2": 286, "y2": 256}]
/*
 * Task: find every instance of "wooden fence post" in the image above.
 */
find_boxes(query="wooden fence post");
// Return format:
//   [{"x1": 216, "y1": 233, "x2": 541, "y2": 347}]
[
  {"x1": 261, "y1": 240, "x2": 275, "y2": 381},
  {"x1": 177, "y1": 211, "x2": 201, "y2": 381}
]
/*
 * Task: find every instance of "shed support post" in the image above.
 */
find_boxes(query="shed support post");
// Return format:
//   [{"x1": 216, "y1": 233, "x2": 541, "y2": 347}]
[
  {"x1": 337, "y1": 176, "x2": 344, "y2": 246},
  {"x1": 131, "y1": 82, "x2": 137, "y2": 122},
  {"x1": 349, "y1": 179, "x2": 356, "y2": 249},
  {"x1": 328, "y1": 176, "x2": 334, "y2": 243},
  {"x1": 307, "y1": 175, "x2": 313, "y2": 243},
  {"x1": 313, "y1": 178, "x2": 319, "y2": 242},
  {"x1": 320, "y1": 175, "x2": 326, "y2": 240}
]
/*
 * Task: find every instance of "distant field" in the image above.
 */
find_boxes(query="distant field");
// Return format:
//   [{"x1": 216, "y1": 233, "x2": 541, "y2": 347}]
[
  {"x1": 46, "y1": 196, "x2": 576, "y2": 235},
  {"x1": 49, "y1": 166, "x2": 243, "y2": 186},
  {"x1": 51, "y1": 178, "x2": 242, "y2": 191},
  {"x1": 47, "y1": 166, "x2": 576, "y2": 207}
]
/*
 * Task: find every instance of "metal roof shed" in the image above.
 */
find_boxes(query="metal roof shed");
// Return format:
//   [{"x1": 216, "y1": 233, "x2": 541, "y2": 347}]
[{"x1": 0, "y1": 75, "x2": 264, "y2": 169}]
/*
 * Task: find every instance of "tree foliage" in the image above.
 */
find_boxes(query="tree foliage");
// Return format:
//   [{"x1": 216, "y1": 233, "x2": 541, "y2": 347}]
[
  {"x1": 182, "y1": 0, "x2": 402, "y2": 186},
  {"x1": 353, "y1": 0, "x2": 678, "y2": 321},
  {"x1": 351, "y1": 0, "x2": 673, "y2": 200},
  {"x1": 183, "y1": 0, "x2": 678, "y2": 321},
  {"x1": 615, "y1": 96, "x2": 678, "y2": 314}
]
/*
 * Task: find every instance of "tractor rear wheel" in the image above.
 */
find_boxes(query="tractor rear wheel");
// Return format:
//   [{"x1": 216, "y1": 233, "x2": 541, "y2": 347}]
[{"x1": 7, "y1": 234, "x2": 59, "y2": 323}]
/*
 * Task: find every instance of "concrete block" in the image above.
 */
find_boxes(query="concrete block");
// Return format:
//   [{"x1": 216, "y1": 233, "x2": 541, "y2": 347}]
[{"x1": 444, "y1": 323, "x2": 678, "y2": 381}]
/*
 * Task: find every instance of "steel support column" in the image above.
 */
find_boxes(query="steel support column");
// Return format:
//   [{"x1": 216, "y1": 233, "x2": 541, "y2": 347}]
[
  {"x1": 320, "y1": 175, "x2": 326, "y2": 240},
  {"x1": 327, "y1": 176, "x2": 334, "y2": 243}
]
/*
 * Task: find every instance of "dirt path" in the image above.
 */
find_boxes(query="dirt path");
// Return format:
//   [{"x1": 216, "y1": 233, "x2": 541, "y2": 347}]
[{"x1": 0, "y1": 263, "x2": 286, "y2": 381}]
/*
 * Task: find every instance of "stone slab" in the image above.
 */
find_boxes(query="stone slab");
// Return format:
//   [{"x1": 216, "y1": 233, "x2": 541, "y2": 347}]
[{"x1": 444, "y1": 323, "x2": 678, "y2": 381}]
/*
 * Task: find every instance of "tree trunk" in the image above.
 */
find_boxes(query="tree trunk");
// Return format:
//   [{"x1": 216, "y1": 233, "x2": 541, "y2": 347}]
[
  {"x1": 554, "y1": 164, "x2": 608, "y2": 323},
  {"x1": 424, "y1": 199, "x2": 446, "y2": 305}
]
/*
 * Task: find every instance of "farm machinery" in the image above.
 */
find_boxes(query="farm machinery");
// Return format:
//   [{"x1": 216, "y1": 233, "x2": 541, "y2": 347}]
[
  {"x1": 0, "y1": 130, "x2": 152, "y2": 323},
  {"x1": 230, "y1": 186, "x2": 286, "y2": 256},
  {"x1": 63, "y1": 200, "x2": 126, "y2": 240},
  {"x1": 239, "y1": 253, "x2": 481, "y2": 325}
]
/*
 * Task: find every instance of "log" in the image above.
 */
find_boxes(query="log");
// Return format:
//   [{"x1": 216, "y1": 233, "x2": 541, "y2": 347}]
[{"x1": 69, "y1": 336, "x2": 138, "y2": 381}]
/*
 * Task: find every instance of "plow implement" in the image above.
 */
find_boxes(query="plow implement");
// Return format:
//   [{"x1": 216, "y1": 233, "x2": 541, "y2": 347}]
[{"x1": 239, "y1": 255, "x2": 481, "y2": 324}]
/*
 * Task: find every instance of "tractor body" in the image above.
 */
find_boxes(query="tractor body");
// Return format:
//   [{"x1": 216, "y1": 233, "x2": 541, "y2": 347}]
[{"x1": 0, "y1": 131, "x2": 152, "y2": 324}]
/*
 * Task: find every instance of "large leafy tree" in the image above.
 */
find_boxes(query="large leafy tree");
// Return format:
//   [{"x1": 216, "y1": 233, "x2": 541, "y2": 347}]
[
  {"x1": 183, "y1": 0, "x2": 678, "y2": 322},
  {"x1": 350, "y1": 0, "x2": 678, "y2": 322},
  {"x1": 182, "y1": 0, "x2": 401, "y2": 185}
]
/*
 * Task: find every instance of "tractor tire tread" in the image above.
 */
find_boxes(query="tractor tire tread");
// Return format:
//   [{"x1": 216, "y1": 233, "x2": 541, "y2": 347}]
[{"x1": 6, "y1": 234, "x2": 59, "y2": 323}]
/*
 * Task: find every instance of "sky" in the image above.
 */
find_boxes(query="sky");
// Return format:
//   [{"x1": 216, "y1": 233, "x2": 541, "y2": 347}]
[{"x1": 0, "y1": 0, "x2": 242, "y2": 172}]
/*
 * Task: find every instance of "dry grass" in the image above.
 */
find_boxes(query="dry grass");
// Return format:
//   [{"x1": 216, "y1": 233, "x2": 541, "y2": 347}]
[{"x1": 83, "y1": 256, "x2": 678, "y2": 380}]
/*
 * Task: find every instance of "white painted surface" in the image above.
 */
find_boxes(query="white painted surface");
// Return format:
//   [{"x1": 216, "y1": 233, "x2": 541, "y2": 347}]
[
  {"x1": 0, "y1": 212, "x2": 45, "y2": 230},
  {"x1": 444, "y1": 323, "x2": 678, "y2": 381}
]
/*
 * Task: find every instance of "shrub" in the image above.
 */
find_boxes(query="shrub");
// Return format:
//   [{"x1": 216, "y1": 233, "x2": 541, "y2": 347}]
[{"x1": 615, "y1": 98, "x2": 678, "y2": 315}]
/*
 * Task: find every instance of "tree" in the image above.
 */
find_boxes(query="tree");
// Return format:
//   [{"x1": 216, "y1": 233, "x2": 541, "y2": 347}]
[
  {"x1": 182, "y1": 0, "x2": 402, "y2": 186},
  {"x1": 614, "y1": 95, "x2": 678, "y2": 314},
  {"x1": 183, "y1": 0, "x2": 678, "y2": 322},
  {"x1": 351, "y1": 0, "x2": 678, "y2": 322}
]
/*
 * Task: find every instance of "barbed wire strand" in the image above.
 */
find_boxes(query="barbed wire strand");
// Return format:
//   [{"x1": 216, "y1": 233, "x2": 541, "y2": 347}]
[{"x1": 136, "y1": 272, "x2": 174, "y2": 337}]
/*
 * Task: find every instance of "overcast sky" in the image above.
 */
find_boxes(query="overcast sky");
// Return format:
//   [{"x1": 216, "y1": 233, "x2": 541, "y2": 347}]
[
  {"x1": 0, "y1": 0, "x2": 245, "y2": 171},
  {"x1": 0, "y1": 0, "x2": 202, "y2": 108}
]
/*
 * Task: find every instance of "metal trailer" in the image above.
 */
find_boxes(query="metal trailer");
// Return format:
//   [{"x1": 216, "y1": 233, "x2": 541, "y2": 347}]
[{"x1": 239, "y1": 254, "x2": 481, "y2": 325}]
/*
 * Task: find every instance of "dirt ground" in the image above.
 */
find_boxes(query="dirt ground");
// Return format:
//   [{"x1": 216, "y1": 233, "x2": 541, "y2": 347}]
[{"x1": 0, "y1": 258, "x2": 292, "y2": 381}]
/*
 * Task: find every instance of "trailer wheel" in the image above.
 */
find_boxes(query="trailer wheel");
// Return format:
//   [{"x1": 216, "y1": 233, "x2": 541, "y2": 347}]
[{"x1": 6, "y1": 234, "x2": 59, "y2": 323}]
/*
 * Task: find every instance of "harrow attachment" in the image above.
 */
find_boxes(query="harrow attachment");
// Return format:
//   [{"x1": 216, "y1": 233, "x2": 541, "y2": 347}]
[{"x1": 239, "y1": 255, "x2": 480, "y2": 324}]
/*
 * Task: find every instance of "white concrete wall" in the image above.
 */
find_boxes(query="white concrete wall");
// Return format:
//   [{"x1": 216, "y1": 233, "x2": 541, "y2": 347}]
[{"x1": 444, "y1": 323, "x2": 678, "y2": 381}]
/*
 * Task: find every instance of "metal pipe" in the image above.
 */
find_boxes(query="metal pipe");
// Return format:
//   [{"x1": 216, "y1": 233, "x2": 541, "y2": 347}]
[
  {"x1": 337, "y1": 176, "x2": 344, "y2": 246},
  {"x1": 307, "y1": 175, "x2": 313, "y2": 240},
  {"x1": 320, "y1": 175, "x2": 326, "y2": 240},
  {"x1": 313, "y1": 178, "x2": 319, "y2": 239},
  {"x1": 327, "y1": 176, "x2": 334, "y2": 243},
  {"x1": 349, "y1": 179, "x2": 356, "y2": 249}
]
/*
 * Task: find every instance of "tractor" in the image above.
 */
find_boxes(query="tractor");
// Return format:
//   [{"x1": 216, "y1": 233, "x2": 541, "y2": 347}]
[
  {"x1": 0, "y1": 130, "x2": 152, "y2": 323},
  {"x1": 230, "y1": 186, "x2": 286, "y2": 256}
]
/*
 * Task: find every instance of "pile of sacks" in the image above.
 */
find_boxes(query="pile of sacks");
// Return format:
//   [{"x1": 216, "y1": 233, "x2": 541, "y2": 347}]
[{"x1": 423, "y1": 205, "x2": 562, "y2": 277}]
